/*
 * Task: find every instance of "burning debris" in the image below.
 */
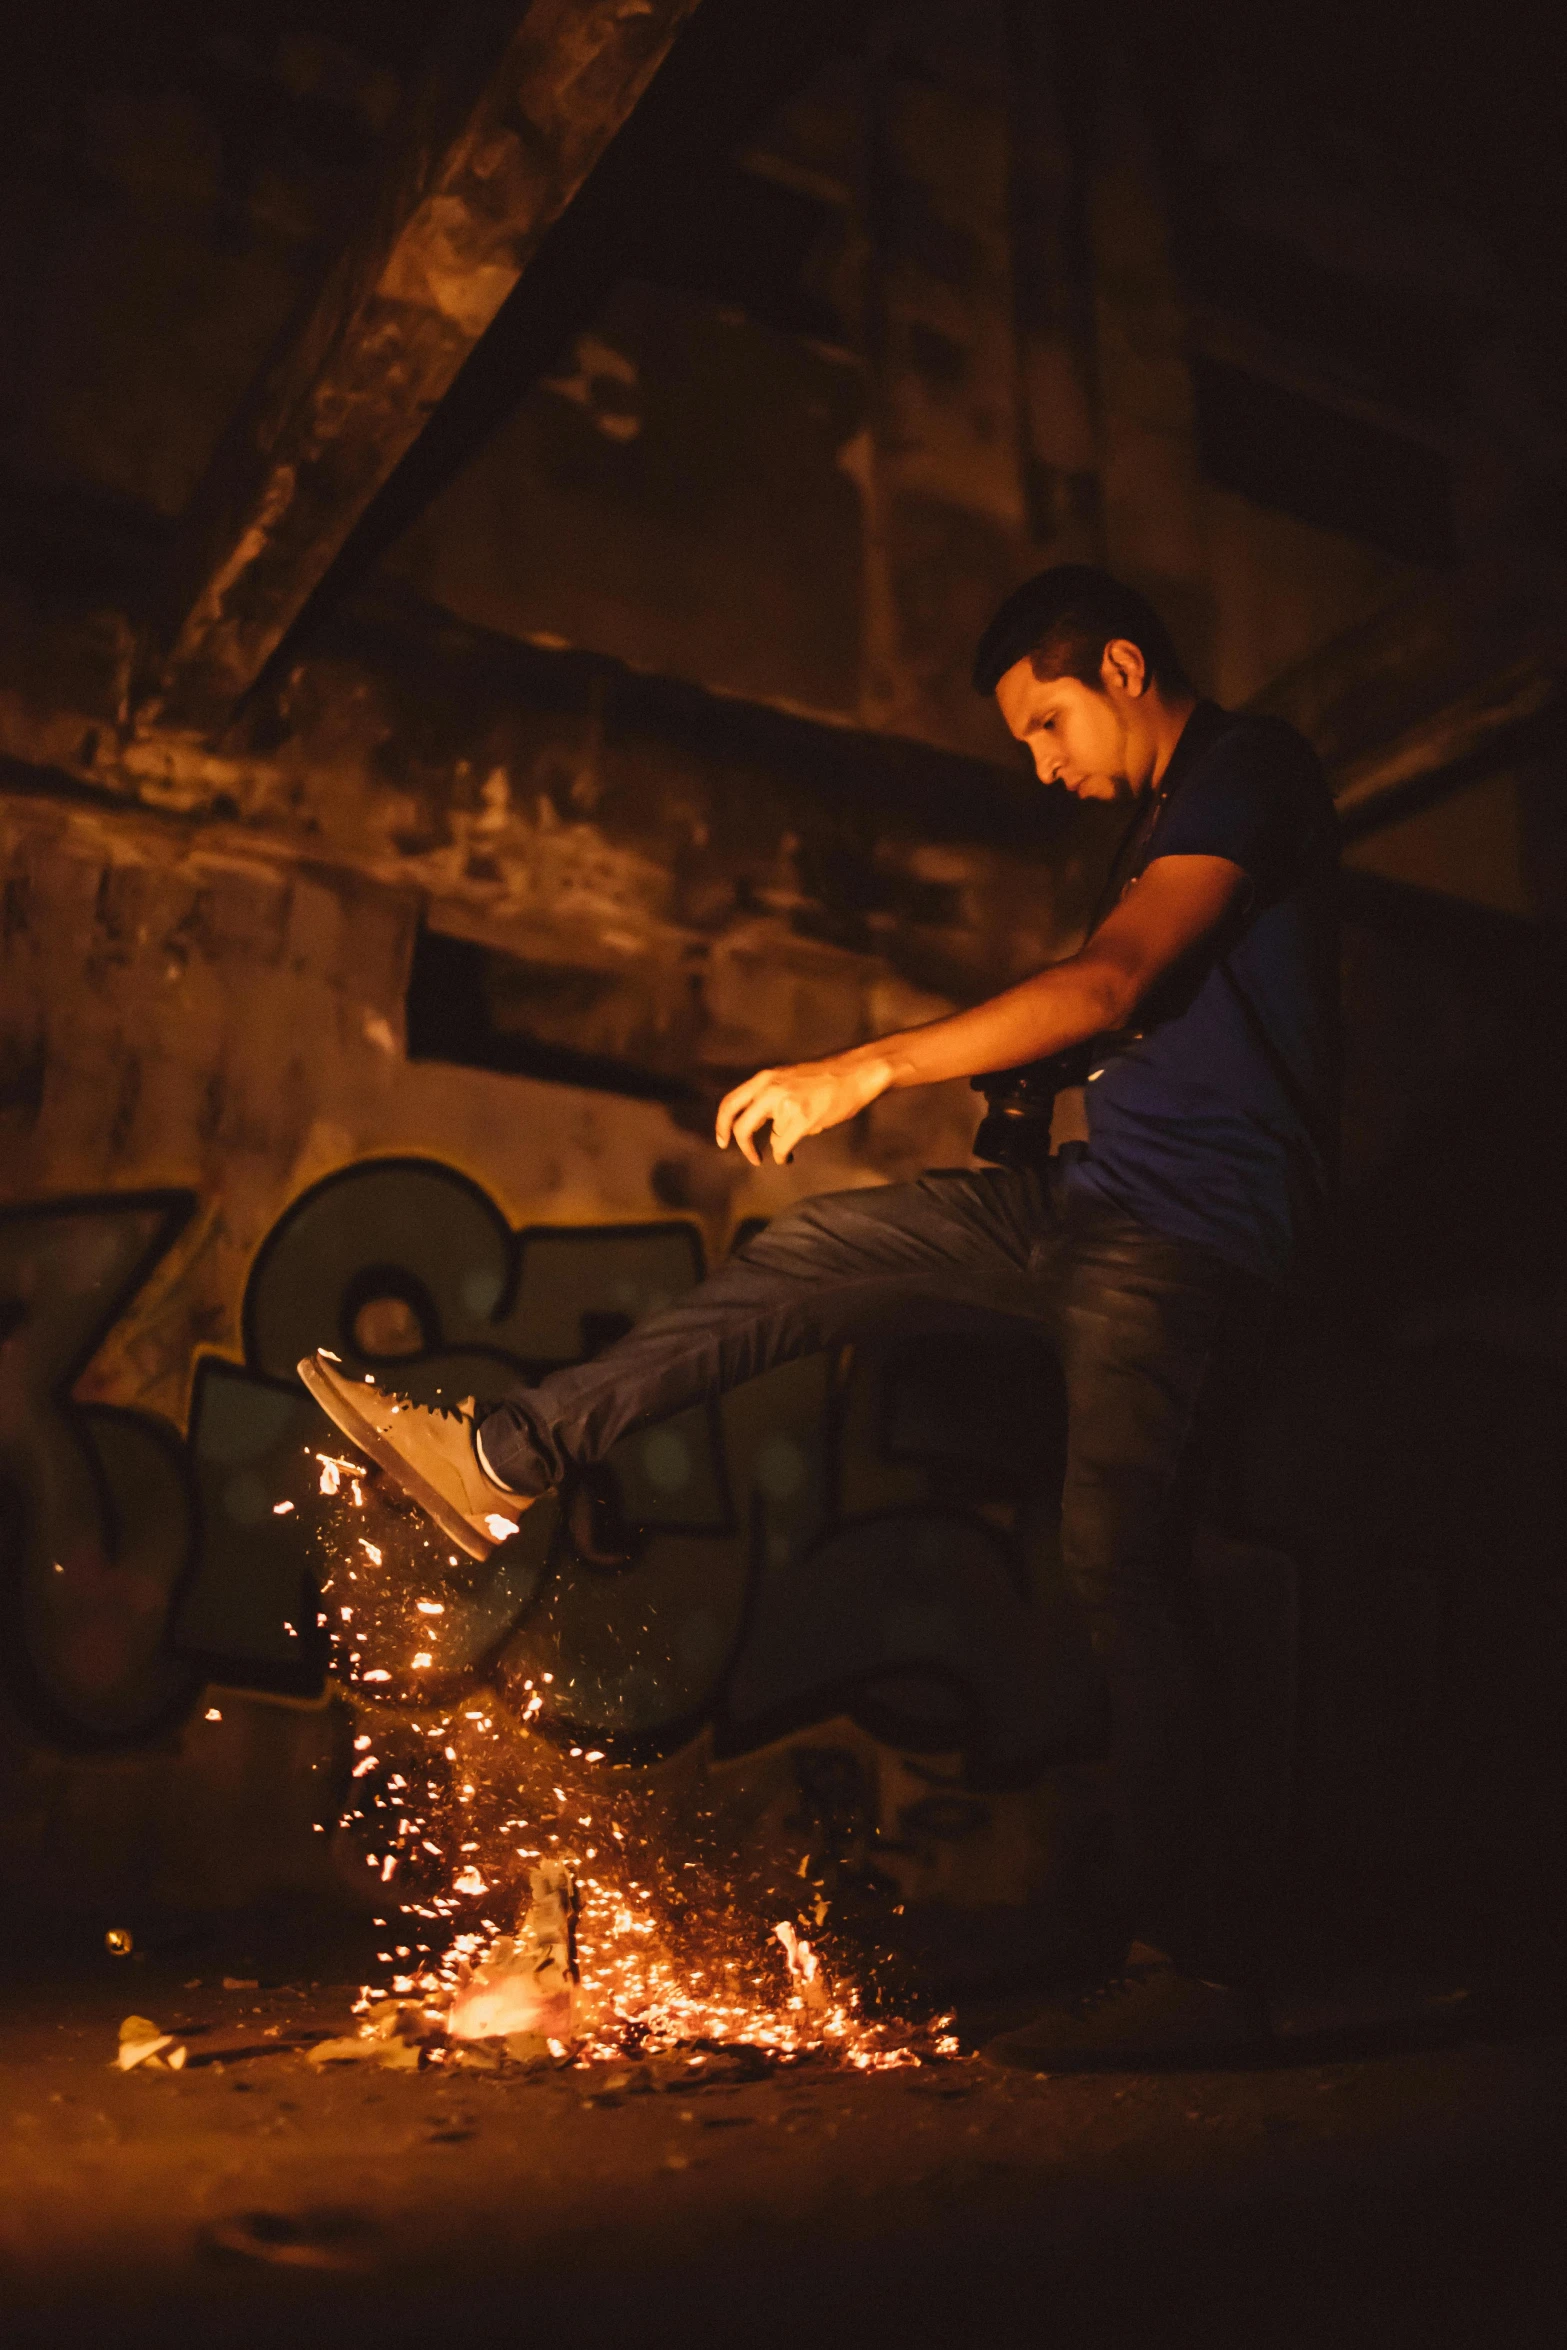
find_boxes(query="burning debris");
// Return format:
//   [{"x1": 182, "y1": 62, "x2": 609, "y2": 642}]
[
  {"x1": 310, "y1": 2001, "x2": 441, "y2": 2071},
  {"x1": 312, "y1": 1867, "x2": 580, "y2": 2069},
  {"x1": 448, "y1": 1861, "x2": 577, "y2": 2045},
  {"x1": 774, "y1": 1920, "x2": 829, "y2": 2012}
]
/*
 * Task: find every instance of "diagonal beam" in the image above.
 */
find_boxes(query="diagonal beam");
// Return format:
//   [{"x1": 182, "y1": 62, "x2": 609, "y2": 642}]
[
  {"x1": 136, "y1": 0, "x2": 703, "y2": 742},
  {"x1": 1246, "y1": 546, "x2": 1567, "y2": 833}
]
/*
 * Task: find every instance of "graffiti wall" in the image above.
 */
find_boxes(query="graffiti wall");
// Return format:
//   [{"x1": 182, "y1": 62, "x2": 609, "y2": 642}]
[
  {"x1": 0, "y1": 1158, "x2": 1111, "y2": 1924},
  {"x1": 0, "y1": 794, "x2": 1108, "y2": 1926}
]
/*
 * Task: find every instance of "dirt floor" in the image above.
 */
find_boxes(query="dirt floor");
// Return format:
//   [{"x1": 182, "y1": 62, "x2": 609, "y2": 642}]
[{"x1": 2, "y1": 1912, "x2": 1562, "y2": 2350}]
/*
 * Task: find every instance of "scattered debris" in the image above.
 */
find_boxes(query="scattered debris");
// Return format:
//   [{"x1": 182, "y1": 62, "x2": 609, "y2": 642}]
[
  {"x1": 447, "y1": 2040, "x2": 504, "y2": 2073},
  {"x1": 308, "y1": 2001, "x2": 443, "y2": 2071},
  {"x1": 117, "y1": 2015, "x2": 188, "y2": 2072},
  {"x1": 506, "y1": 2030, "x2": 559, "y2": 2063},
  {"x1": 599, "y1": 2061, "x2": 655, "y2": 2096},
  {"x1": 680, "y1": 2043, "x2": 774, "y2": 2085},
  {"x1": 441, "y1": 2030, "x2": 563, "y2": 2072}
]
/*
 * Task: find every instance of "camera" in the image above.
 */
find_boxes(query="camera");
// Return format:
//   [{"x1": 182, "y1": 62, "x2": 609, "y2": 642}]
[{"x1": 970, "y1": 1034, "x2": 1131, "y2": 1169}]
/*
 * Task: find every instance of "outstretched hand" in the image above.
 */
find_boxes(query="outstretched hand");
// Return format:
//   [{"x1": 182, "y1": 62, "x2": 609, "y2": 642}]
[{"x1": 716, "y1": 1054, "x2": 890, "y2": 1166}]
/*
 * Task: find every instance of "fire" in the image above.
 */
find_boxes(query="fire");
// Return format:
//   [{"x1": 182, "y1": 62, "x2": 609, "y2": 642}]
[{"x1": 307, "y1": 1454, "x2": 959, "y2": 2073}]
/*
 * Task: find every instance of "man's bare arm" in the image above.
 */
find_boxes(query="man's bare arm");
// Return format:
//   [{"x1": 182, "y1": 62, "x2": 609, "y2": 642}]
[
  {"x1": 717, "y1": 855, "x2": 1248, "y2": 1165},
  {"x1": 874, "y1": 852, "x2": 1247, "y2": 1087}
]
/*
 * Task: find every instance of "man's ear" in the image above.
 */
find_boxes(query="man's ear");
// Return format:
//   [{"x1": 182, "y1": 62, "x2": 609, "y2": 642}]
[{"x1": 1101, "y1": 638, "x2": 1149, "y2": 698}]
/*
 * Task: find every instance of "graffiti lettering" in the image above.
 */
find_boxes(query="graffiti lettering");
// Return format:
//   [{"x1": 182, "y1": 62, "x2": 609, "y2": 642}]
[
  {"x1": 3, "y1": 1162, "x2": 1098, "y2": 1782},
  {"x1": 0, "y1": 1193, "x2": 198, "y2": 1746}
]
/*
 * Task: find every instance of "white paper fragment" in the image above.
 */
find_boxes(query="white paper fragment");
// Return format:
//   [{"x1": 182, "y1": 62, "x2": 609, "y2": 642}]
[{"x1": 116, "y1": 2015, "x2": 189, "y2": 2072}]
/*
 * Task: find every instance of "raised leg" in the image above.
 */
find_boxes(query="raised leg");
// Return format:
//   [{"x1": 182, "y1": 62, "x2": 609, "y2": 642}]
[{"x1": 477, "y1": 1167, "x2": 1052, "y2": 1493}]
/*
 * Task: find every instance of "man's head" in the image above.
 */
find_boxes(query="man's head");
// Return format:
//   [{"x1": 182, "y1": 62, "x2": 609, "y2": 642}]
[{"x1": 972, "y1": 564, "x2": 1194, "y2": 800}]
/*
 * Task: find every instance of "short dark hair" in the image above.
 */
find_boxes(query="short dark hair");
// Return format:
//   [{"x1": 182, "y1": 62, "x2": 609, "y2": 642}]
[{"x1": 971, "y1": 563, "x2": 1190, "y2": 698}]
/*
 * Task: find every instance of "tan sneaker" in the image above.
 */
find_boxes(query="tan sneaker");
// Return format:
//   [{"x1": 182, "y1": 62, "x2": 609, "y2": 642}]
[
  {"x1": 982, "y1": 1944, "x2": 1269, "y2": 2072},
  {"x1": 297, "y1": 1351, "x2": 535, "y2": 1561}
]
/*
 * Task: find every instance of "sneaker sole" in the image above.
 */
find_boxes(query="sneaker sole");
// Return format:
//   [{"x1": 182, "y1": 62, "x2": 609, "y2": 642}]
[{"x1": 297, "y1": 1353, "x2": 498, "y2": 1563}]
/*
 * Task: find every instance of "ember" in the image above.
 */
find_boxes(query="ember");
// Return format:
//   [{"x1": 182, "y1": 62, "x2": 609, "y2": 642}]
[{"x1": 308, "y1": 1468, "x2": 957, "y2": 2074}]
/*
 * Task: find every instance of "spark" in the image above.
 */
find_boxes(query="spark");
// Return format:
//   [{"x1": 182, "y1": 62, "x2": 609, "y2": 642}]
[{"x1": 308, "y1": 1434, "x2": 952, "y2": 2077}]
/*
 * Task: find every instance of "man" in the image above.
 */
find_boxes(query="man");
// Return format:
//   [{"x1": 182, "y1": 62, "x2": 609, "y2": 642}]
[{"x1": 301, "y1": 565, "x2": 1339, "y2": 2064}]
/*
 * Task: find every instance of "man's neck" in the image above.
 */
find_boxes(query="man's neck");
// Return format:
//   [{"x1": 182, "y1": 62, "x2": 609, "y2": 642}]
[{"x1": 1142, "y1": 688, "x2": 1199, "y2": 795}]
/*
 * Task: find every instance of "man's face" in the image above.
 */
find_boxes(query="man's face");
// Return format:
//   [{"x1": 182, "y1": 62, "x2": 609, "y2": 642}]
[{"x1": 993, "y1": 655, "x2": 1135, "y2": 801}]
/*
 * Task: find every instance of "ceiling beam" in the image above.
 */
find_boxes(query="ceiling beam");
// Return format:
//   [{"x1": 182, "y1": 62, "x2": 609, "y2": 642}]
[
  {"x1": 1246, "y1": 546, "x2": 1567, "y2": 834},
  {"x1": 134, "y1": 0, "x2": 703, "y2": 743}
]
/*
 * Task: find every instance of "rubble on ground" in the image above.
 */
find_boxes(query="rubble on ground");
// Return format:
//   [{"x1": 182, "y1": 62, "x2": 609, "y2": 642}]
[{"x1": 116, "y1": 2015, "x2": 187, "y2": 2072}]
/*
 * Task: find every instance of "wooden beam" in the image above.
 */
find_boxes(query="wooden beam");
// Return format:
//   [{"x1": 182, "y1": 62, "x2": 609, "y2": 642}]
[
  {"x1": 1246, "y1": 546, "x2": 1567, "y2": 832},
  {"x1": 136, "y1": 0, "x2": 703, "y2": 742}
]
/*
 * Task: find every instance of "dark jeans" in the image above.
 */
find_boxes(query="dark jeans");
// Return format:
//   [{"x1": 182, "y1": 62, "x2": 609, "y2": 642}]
[{"x1": 480, "y1": 1164, "x2": 1283, "y2": 1984}]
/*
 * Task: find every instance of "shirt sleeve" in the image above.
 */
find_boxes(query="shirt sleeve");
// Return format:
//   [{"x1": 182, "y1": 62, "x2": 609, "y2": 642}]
[{"x1": 1145, "y1": 721, "x2": 1322, "y2": 905}]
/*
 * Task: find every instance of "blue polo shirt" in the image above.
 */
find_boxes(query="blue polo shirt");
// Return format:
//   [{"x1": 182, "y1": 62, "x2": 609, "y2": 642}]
[{"x1": 1060, "y1": 701, "x2": 1341, "y2": 1287}]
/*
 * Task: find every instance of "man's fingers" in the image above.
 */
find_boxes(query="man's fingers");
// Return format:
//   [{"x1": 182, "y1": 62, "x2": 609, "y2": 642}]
[
  {"x1": 730, "y1": 1093, "x2": 777, "y2": 1167},
  {"x1": 715, "y1": 1083, "x2": 750, "y2": 1148},
  {"x1": 716, "y1": 1070, "x2": 770, "y2": 1148},
  {"x1": 769, "y1": 1106, "x2": 806, "y2": 1163},
  {"x1": 718, "y1": 1063, "x2": 829, "y2": 1164}
]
